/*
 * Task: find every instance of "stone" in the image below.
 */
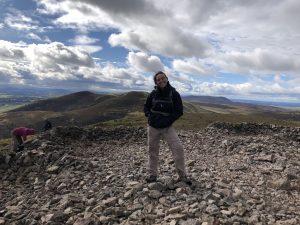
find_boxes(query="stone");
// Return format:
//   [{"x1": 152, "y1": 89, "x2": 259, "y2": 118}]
[
  {"x1": 1, "y1": 124, "x2": 300, "y2": 225},
  {"x1": 47, "y1": 165, "x2": 60, "y2": 173},
  {"x1": 148, "y1": 190, "x2": 162, "y2": 199},
  {"x1": 102, "y1": 197, "x2": 118, "y2": 206}
]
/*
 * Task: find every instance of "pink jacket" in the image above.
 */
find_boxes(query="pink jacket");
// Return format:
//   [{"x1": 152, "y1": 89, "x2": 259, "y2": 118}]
[{"x1": 11, "y1": 127, "x2": 35, "y2": 137}]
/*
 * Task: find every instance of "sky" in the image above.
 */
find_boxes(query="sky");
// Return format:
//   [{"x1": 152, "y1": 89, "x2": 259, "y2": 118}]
[{"x1": 0, "y1": 0, "x2": 300, "y2": 102}]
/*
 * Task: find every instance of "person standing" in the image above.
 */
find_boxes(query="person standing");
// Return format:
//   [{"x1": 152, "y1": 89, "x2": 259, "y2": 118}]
[
  {"x1": 144, "y1": 71, "x2": 191, "y2": 185},
  {"x1": 11, "y1": 127, "x2": 35, "y2": 152},
  {"x1": 43, "y1": 119, "x2": 52, "y2": 132}
]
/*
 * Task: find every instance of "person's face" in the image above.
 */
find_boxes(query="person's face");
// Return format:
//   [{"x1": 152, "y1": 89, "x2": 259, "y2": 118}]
[{"x1": 155, "y1": 73, "x2": 168, "y2": 89}]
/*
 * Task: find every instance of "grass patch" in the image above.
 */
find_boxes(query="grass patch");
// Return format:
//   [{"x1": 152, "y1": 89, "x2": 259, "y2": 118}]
[
  {"x1": 0, "y1": 138, "x2": 11, "y2": 155},
  {"x1": 97, "y1": 111, "x2": 300, "y2": 130},
  {"x1": 99, "y1": 111, "x2": 147, "y2": 127},
  {"x1": 174, "y1": 112, "x2": 300, "y2": 130},
  {"x1": 0, "y1": 104, "x2": 24, "y2": 113},
  {"x1": 0, "y1": 94, "x2": 12, "y2": 98}
]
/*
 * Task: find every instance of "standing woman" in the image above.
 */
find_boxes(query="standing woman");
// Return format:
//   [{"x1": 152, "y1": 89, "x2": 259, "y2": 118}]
[{"x1": 144, "y1": 71, "x2": 191, "y2": 185}]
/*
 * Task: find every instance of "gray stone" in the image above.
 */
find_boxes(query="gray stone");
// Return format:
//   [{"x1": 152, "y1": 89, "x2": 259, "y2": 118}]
[
  {"x1": 148, "y1": 190, "x2": 162, "y2": 199},
  {"x1": 1, "y1": 125, "x2": 300, "y2": 225}
]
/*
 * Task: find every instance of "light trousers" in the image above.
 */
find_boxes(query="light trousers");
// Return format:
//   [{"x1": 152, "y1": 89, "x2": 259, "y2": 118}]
[{"x1": 147, "y1": 126, "x2": 187, "y2": 178}]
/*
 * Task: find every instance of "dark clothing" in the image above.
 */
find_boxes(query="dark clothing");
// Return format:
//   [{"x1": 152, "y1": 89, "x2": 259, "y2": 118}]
[
  {"x1": 144, "y1": 83, "x2": 183, "y2": 128},
  {"x1": 43, "y1": 120, "x2": 52, "y2": 131}
]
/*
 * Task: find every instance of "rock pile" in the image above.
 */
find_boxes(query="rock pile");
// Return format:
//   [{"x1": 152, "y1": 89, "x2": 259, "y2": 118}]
[{"x1": 0, "y1": 123, "x2": 299, "y2": 225}]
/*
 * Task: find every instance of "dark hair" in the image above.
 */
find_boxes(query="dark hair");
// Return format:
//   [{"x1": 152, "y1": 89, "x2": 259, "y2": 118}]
[{"x1": 153, "y1": 71, "x2": 167, "y2": 84}]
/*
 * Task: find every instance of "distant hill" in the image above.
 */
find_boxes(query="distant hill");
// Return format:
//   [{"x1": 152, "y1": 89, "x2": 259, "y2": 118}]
[
  {"x1": 0, "y1": 91, "x2": 149, "y2": 138},
  {"x1": 0, "y1": 90, "x2": 298, "y2": 139},
  {"x1": 0, "y1": 84, "x2": 71, "y2": 97},
  {"x1": 10, "y1": 91, "x2": 148, "y2": 113},
  {"x1": 182, "y1": 95, "x2": 233, "y2": 104},
  {"x1": 10, "y1": 91, "x2": 105, "y2": 112},
  {"x1": 232, "y1": 99, "x2": 300, "y2": 108}
]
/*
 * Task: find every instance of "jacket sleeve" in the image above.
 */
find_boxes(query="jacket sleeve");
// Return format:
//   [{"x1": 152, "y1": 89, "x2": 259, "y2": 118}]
[
  {"x1": 170, "y1": 90, "x2": 183, "y2": 121},
  {"x1": 143, "y1": 92, "x2": 153, "y2": 117}
]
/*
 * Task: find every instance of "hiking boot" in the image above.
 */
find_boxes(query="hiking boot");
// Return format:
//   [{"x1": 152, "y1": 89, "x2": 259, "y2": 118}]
[
  {"x1": 177, "y1": 176, "x2": 192, "y2": 186},
  {"x1": 145, "y1": 175, "x2": 157, "y2": 183},
  {"x1": 16, "y1": 145, "x2": 24, "y2": 152}
]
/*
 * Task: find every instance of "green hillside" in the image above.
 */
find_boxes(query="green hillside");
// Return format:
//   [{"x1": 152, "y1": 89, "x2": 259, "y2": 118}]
[
  {"x1": 97, "y1": 111, "x2": 300, "y2": 130},
  {"x1": 1, "y1": 90, "x2": 300, "y2": 139}
]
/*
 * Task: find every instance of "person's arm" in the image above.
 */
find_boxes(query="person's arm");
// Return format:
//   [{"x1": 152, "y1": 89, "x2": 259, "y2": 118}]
[
  {"x1": 171, "y1": 91, "x2": 183, "y2": 121},
  {"x1": 144, "y1": 92, "x2": 153, "y2": 117}
]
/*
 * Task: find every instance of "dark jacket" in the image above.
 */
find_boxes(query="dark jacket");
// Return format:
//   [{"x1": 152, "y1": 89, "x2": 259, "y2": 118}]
[
  {"x1": 43, "y1": 120, "x2": 52, "y2": 131},
  {"x1": 144, "y1": 83, "x2": 183, "y2": 128}
]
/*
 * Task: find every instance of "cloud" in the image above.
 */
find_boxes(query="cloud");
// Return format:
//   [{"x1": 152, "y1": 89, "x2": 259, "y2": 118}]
[
  {"x1": 109, "y1": 29, "x2": 212, "y2": 58},
  {"x1": 71, "y1": 35, "x2": 98, "y2": 45},
  {"x1": 2, "y1": 0, "x2": 300, "y2": 101},
  {"x1": 0, "y1": 41, "x2": 95, "y2": 81},
  {"x1": 172, "y1": 58, "x2": 215, "y2": 76},
  {"x1": 70, "y1": 35, "x2": 103, "y2": 54},
  {"x1": 0, "y1": 40, "x2": 151, "y2": 90},
  {"x1": 215, "y1": 48, "x2": 300, "y2": 75},
  {"x1": 4, "y1": 11, "x2": 40, "y2": 31},
  {"x1": 0, "y1": 40, "x2": 25, "y2": 60},
  {"x1": 38, "y1": 0, "x2": 213, "y2": 58},
  {"x1": 127, "y1": 51, "x2": 164, "y2": 72},
  {"x1": 36, "y1": 0, "x2": 117, "y2": 30},
  {"x1": 26, "y1": 33, "x2": 42, "y2": 41},
  {"x1": 25, "y1": 42, "x2": 95, "y2": 80}
]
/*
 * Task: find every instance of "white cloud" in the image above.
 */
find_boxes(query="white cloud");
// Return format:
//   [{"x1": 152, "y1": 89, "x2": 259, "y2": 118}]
[
  {"x1": 25, "y1": 42, "x2": 95, "y2": 80},
  {"x1": 69, "y1": 35, "x2": 102, "y2": 54},
  {"x1": 36, "y1": 0, "x2": 117, "y2": 30},
  {"x1": 71, "y1": 35, "x2": 98, "y2": 45},
  {"x1": 73, "y1": 45, "x2": 102, "y2": 54},
  {"x1": 2, "y1": 0, "x2": 300, "y2": 101},
  {"x1": 0, "y1": 40, "x2": 151, "y2": 90},
  {"x1": 127, "y1": 51, "x2": 164, "y2": 72},
  {"x1": 0, "y1": 40, "x2": 25, "y2": 60},
  {"x1": 38, "y1": 0, "x2": 213, "y2": 58},
  {"x1": 172, "y1": 58, "x2": 215, "y2": 76},
  {"x1": 0, "y1": 41, "x2": 95, "y2": 81},
  {"x1": 109, "y1": 29, "x2": 213, "y2": 58},
  {"x1": 26, "y1": 33, "x2": 42, "y2": 41},
  {"x1": 4, "y1": 11, "x2": 40, "y2": 31},
  {"x1": 0, "y1": 61, "x2": 23, "y2": 78},
  {"x1": 214, "y1": 48, "x2": 300, "y2": 75}
]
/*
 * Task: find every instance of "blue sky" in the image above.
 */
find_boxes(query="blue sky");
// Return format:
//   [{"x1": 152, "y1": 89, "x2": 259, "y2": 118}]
[{"x1": 1, "y1": 0, "x2": 300, "y2": 102}]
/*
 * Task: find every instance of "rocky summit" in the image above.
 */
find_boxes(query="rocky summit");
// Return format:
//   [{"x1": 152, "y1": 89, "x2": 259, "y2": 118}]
[{"x1": 0, "y1": 123, "x2": 300, "y2": 225}]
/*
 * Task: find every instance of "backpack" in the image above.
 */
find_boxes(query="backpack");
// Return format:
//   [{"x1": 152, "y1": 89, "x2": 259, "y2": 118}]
[{"x1": 151, "y1": 89, "x2": 174, "y2": 116}]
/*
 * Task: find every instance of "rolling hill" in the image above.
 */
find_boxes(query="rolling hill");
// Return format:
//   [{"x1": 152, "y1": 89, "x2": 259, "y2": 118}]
[
  {"x1": 0, "y1": 91, "x2": 148, "y2": 138},
  {"x1": 0, "y1": 90, "x2": 299, "y2": 139},
  {"x1": 182, "y1": 95, "x2": 233, "y2": 104}
]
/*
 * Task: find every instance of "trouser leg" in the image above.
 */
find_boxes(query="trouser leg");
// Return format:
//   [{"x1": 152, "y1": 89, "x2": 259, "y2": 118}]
[
  {"x1": 148, "y1": 126, "x2": 161, "y2": 177},
  {"x1": 163, "y1": 127, "x2": 187, "y2": 178},
  {"x1": 11, "y1": 135, "x2": 22, "y2": 152}
]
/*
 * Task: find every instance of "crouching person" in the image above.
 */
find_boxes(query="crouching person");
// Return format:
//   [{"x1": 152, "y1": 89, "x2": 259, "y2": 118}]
[{"x1": 11, "y1": 127, "x2": 35, "y2": 152}]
